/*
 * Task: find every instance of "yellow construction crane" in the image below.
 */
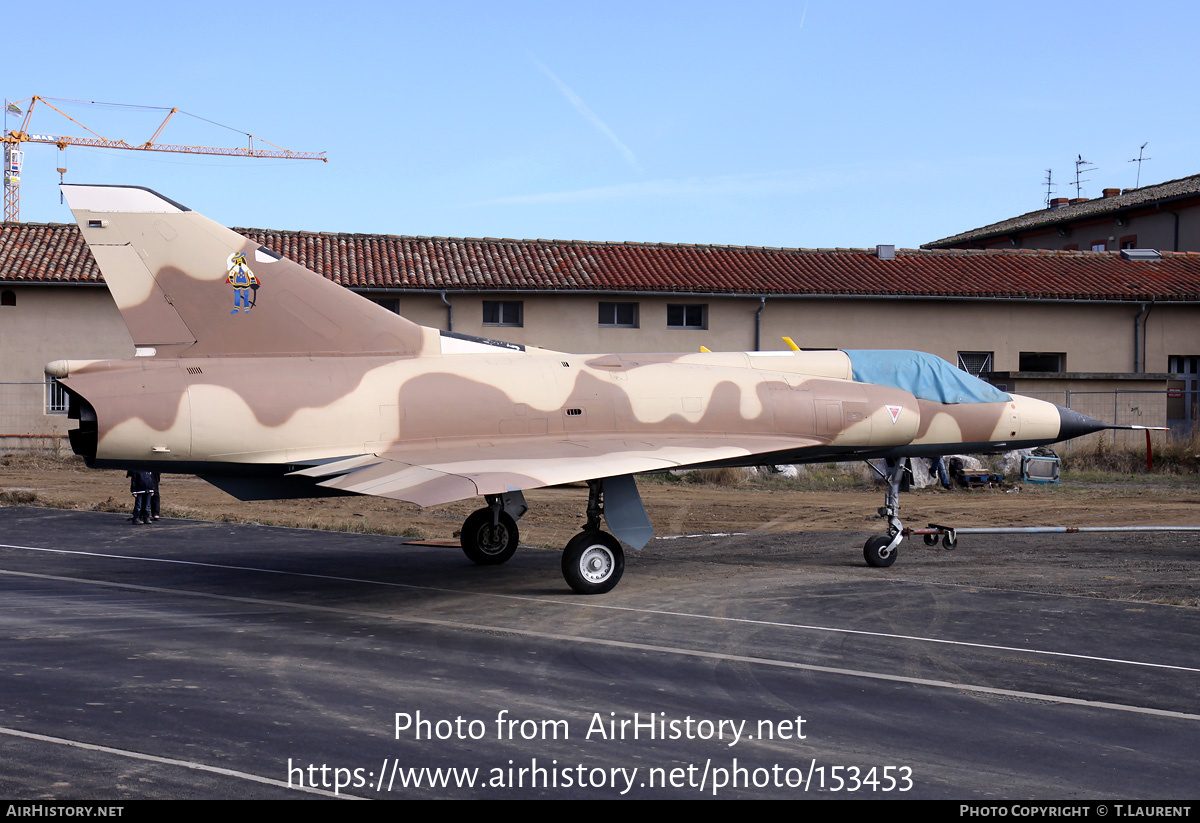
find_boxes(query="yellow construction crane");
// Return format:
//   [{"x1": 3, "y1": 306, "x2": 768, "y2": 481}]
[{"x1": 2, "y1": 96, "x2": 327, "y2": 221}]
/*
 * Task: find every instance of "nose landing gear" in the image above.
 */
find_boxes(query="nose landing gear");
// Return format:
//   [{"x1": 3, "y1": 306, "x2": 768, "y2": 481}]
[{"x1": 863, "y1": 458, "x2": 906, "y2": 568}]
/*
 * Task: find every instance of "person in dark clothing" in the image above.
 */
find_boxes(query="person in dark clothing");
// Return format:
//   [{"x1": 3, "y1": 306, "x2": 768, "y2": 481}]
[
  {"x1": 150, "y1": 472, "x2": 161, "y2": 520},
  {"x1": 126, "y1": 470, "x2": 154, "y2": 524},
  {"x1": 931, "y1": 456, "x2": 952, "y2": 489}
]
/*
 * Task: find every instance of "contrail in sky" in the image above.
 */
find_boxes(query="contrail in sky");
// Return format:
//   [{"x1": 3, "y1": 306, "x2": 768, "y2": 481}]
[
  {"x1": 530, "y1": 54, "x2": 640, "y2": 172},
  {"x1": 472, "y1": 168, "x2": 854, "y2": 207}
]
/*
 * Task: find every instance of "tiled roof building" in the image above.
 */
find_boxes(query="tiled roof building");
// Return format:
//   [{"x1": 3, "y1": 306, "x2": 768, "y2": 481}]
[
  {"x1": 924, "y1": 174, "x2": 1200, "y2": 253},
  {"x1": 5, "y1": 222, "x2": 1200, "y2": 301}
]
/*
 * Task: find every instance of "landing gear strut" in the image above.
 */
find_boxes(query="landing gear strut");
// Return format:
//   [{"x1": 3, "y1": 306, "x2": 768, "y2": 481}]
[
  {"x1": 561, "y1": 479, "x2": 625, "y2": 594},
  {"x1": 863, "y1": 458, "x2": 906, "y2": 568},
  {"x1": 460, "y1": 491, "x2": 526, "y2": 565},
  {"x1": 460, "y1": 481, "x2": 632, "y2": 594}
]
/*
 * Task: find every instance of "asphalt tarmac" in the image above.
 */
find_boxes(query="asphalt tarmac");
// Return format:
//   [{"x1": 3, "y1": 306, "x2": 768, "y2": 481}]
[{"x1": 0, "y1": 506, "x2": 1197, "y2": 799}]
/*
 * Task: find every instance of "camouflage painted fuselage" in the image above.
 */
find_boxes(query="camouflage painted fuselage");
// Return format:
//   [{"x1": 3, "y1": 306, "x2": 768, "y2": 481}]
[{"x1": 47, "y1": 185, "x2": 1074, "y2": 509}]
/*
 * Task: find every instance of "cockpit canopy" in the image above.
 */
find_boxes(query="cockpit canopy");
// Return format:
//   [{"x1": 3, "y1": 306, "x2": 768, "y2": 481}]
[{"x1": 843, "y1": 350, "x2": 1011, "y2": 405}]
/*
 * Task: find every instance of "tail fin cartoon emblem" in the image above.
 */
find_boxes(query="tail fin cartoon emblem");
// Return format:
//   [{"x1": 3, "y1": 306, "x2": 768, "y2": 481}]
[
  {"x1": 61, "y1": 184, "x2": 432, "y2": 358},
  {"x1": 225, "y1": 251, "x2": 259, "y2": 314}
]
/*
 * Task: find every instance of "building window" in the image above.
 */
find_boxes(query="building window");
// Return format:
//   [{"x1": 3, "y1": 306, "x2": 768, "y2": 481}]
[
  {"x1": 483, "y1": 300, "x2": 523, "y2": 327},
  {"x1": 0, "y1": 289, "x2": 14, "y2": 306},
  {"x1": 667, "y1": 304, "x2": 707, "y2": 330},
  {"x1": 1019, "y1": 352, "x2": 1065, "y2": 372},
  {"x1": 1062, "y1": 243, "x2": 1079, "y2": 251},
  {"x1": 45, "y1": 375, "x2": 67, "y2": 414},
  {"x1": 1090, "y1": 241, "x2": 1107, "y2": 251},
  {"x1": 598, "y1": 302, "x2": 638, "y2": 328},
  {"x1": 369, "y1": 297, "x2": 400, "y2": 314},
  {"x1": 1120, "y1": 235, "x2": 1138, "y2": 250},
  {"x1": 957, "y1": 351, "x2": 993, "y2": 376}
]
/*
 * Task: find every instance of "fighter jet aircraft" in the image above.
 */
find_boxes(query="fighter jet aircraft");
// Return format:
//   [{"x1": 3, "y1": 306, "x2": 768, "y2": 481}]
[{"x1": 46, "y1": 185, "x2": 1136, "y2": 594}]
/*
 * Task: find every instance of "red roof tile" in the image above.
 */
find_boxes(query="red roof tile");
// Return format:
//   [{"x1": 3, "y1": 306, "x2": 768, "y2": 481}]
[
  {"x1": 4, "y1": 222, "x2": 1200, "y2": 302},
  {"x1": 0, "y1": 222, "x2": 105, "y2": 285}
]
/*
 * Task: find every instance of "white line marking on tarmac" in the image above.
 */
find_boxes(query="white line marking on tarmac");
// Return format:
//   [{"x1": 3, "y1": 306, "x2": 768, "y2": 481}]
[
  {"x1": 869, "y1": 573, "x2": 1199, "y2": 607},
  {"x1": 0, "y1": 725, "x2": 360, "y2": 799},
  {"x1": 3, "y1": 565, "x2": 1199, "y2": 722},
  {"x1": 2, "y1": 541, "x2": 1196, "y2": 675},
  {"x1": 655, "y1": 532, "x2": 747, "y2": 540}
]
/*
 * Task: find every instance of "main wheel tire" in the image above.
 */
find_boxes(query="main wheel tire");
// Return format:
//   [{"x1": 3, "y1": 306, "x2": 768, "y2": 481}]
[
  {"x1": 863, "y1": 534, "x2": 898, "y2": 568},
  {"x1": 460, "y1": 508, "x2": 519, "y2": 565},
  {"x1": 923, "y1": 533, "x2": 939, "y2": 546},
  {"x1": 562, "y1": 531, "x2": 624, "y2": 594}
]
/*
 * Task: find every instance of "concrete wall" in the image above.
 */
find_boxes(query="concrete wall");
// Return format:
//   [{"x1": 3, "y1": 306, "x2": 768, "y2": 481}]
[
  {"x1": 1146, "y1": 305, "x2": 1200, "y2": 372},
  {"x1": 0, "y1": 286, "x2": 134, "y2": 443},
  {"x1": 380, "y1": 292, "x2": 1200, "y2": 380},
  {"x1": 763, "y1": 298, "x2": 1151, "y2": 373},
  {"x1": 0, "y1": 286, "x2": 134, "y2": 382}
]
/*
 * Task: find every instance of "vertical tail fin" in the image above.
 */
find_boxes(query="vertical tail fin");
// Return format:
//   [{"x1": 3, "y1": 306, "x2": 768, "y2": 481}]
[{"x1": 63, "y1": 184, "x2": 431, "y2": 357}]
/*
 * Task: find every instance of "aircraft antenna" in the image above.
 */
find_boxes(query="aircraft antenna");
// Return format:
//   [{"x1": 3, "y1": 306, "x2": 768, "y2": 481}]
[
  {"x1": 1073, "y1": 154, "x2": 1096, "y2": 199},
  {"x1": 2, "y1": 95, "x2": 327, "y2": 222},
  {"x1": 1127, "y1": 142, "x2": 1151, "y2": 189}
]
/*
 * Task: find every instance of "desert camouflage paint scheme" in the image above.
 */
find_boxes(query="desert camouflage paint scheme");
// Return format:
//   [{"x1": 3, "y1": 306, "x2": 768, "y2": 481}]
[{"x1": 46, "y1": 185, "x2": 1117, "y2": 593}]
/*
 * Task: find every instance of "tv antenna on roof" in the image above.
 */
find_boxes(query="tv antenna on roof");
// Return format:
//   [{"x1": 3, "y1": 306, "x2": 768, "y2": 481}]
[
  {"x1": 1127, "y1": 142, "x2": 1151, "y2": 188},
  {"x1": 1043, "y1": 168, "x2": 1056, "y2": 208},
  {"x1": 1073, "y1": 154, "x2": 1096, "y2": 198}
]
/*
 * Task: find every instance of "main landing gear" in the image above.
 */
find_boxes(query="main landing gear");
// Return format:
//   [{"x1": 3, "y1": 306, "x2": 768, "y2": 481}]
[
  {"x1": 457, "y1": 481, "x2": 626, "y2": 594},
  {"x1": 460, "y1": 506, "x2": 519, "y2": 565},
  {"x1": 561, "y1": 479, "x2": 625, "y2": 595}
]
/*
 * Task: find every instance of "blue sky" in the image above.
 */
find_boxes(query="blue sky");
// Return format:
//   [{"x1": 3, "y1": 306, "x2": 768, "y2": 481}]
[{"x1": 5, "y1": 1, "x2": 1198, "y2": 248}]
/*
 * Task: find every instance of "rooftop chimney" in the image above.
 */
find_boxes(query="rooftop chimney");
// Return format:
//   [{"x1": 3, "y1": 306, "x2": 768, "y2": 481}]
[
  {"x1": 1049, "y1": 198, "x2": 1070, "y2": 210},
  {"x1": 1102, "y1": 188, "x2": 1121, "y2": 198}
]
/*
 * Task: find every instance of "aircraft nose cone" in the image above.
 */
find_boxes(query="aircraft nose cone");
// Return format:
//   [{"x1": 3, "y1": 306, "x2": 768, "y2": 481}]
[{"x1": 1055, "y1": 405, "x2": 1111, "y2": 440}]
